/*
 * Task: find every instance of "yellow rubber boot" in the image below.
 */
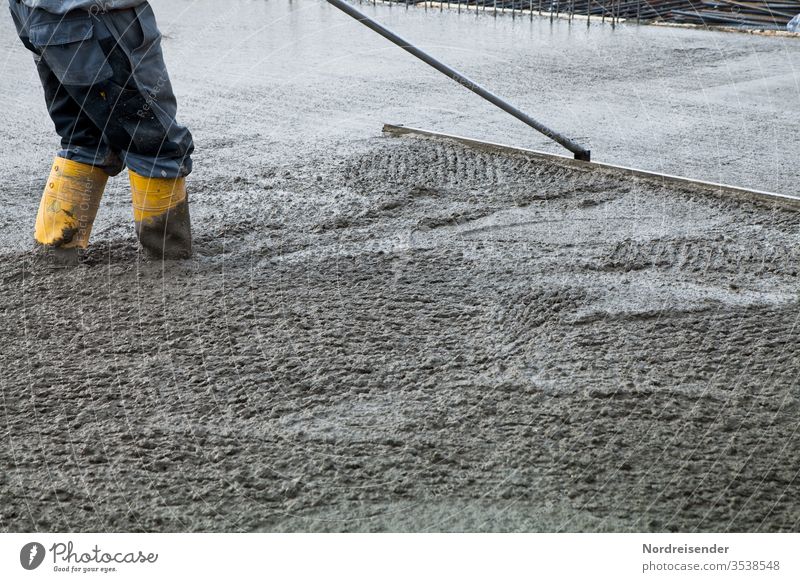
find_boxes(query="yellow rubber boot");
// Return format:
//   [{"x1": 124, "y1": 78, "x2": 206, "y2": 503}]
[
  {"x1": 129, "y1": 171, "x2": 192, "y2": 259},
  {"x1": 34, "y1": 157, "x2": 107, "y2": 251}
]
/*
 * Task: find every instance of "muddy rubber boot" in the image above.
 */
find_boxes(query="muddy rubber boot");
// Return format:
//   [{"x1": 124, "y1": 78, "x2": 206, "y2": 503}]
[
  {"x1": 129, "y1": 171, "x2": 192, "y2": 260},
  {"x1": 34, "y1": 157, "x2": 107, "y2": 265}
]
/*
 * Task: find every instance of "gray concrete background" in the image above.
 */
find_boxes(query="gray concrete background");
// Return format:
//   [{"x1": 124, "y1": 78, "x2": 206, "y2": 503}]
[{"x1": 0, "y1": 1, "x2": 798, "y2": 532}]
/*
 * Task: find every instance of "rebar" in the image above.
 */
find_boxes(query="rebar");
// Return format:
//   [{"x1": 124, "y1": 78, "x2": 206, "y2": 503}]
[{"x1": 376, "y1": 0, "x2": 800, "y2": 28}]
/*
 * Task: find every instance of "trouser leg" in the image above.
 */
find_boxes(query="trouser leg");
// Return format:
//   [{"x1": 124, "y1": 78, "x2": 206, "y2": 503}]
[
  {"x1": 69, "y1": 10, "x2": 194, "y2": 258},
  {"x1": 9, "y1": 3, "x2": 111, "y2": 257},
  {"x1": 9, "y1": 0, "x2": 125, "y2": 175},
  {"x1": 36, "y1": 60, "x2": 125, "y2": 175},
  {"x1": 92, "y1": 7, "x2": 195, "y2": 258}
]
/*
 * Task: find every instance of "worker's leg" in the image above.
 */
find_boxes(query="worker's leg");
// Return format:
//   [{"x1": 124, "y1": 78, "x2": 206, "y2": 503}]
[
  {"x1": 8, "y1": 2, "x2": 119, "y2": 258},
  {"x1": 35, "y1": 63, "x2": 126, "y2": 176},
  {"x1": 95, "y1": 4, "x2": 194, "y2": 258}
]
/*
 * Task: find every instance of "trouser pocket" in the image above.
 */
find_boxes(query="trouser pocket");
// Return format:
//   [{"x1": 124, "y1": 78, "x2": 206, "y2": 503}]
[
  {"x1": 100, "y1": 78, "x2": 167, "y2": 153},
  {"x1": 27, "y1": 11, "x2": 113, "y2": 86}
]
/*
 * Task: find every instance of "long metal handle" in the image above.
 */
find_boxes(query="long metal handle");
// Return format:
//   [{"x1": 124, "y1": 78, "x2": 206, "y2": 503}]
[{"x1": 326, "y1": 0, "x2": 591, "y2": 161}]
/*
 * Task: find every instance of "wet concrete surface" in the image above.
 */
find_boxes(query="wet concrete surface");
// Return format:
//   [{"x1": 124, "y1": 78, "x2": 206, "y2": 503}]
[{"x1": 1, "y1": 1, "x2": 799, "y2": 532}]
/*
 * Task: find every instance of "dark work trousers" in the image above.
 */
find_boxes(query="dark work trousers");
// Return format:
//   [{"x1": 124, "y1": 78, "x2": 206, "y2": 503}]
[{"x1": 8, "y1": 0, "x2": 194, "y2": 178}]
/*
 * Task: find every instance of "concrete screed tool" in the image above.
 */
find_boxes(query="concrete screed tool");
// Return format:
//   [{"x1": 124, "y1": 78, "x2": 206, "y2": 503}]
[
  {"x1": 326, "y1": 0, "x2": 800, "y2": 211},
  {"x1": 326, "y1": 0, "x2": 591, "y2": 161}
]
